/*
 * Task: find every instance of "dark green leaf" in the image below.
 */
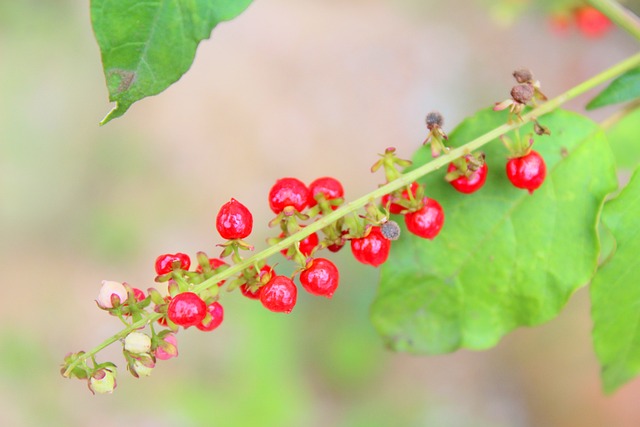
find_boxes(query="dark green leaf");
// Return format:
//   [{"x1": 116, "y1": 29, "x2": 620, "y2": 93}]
[
  {"x1": 371, "y1": 108, "x2": 617, "y2": 354},
  {"x1": 586, "y1": 67, "x2": 640, "y2": 110},
  {"x1": 91, "y1": 0, "x2": 252, "y2": 124},
  {"x1": 591, "y1": 166, "x2": 640, "y2": 393}
]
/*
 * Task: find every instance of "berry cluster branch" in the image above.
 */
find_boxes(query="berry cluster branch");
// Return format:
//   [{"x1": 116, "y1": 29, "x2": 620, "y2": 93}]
[
  {"x1": 62, "y1": 51, "x2": 640, "y2": 383},
  {"x1": 588, "y1": 0, "x2": 640, "y2": 41}
]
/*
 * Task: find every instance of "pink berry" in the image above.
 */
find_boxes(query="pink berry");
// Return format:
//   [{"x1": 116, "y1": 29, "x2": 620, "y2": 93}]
[{"x1": 155, "y1": 334, "x2": 178, "y2": 360}]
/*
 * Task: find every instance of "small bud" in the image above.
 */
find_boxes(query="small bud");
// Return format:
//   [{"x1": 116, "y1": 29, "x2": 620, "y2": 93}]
[
  {"x1": 132, "y1": 359, "x2": 154, "y2": 377},
  {"x1": 97, "y1": 281, "x2": 128, "y2": 309},
  {"x1": 425, "y1": 111, "x2": 444, "y2": 130},
  {"x1": 124, "y1": 332, "x2": 152, "y2": 355},
  {"x1": 380, "y1": 221, "x2": 401, "y2": 241},
  {"x1": 513, "y1": 68, "x2": 533, "y2": 83},
  {"x1": 510, "y1": 84, "x2": 534, "y2": 104},
  {"x1": 155, "y1": 334, "x2": 179, "y2": 360},
  {"x1": 89, "y1": 367, "x2": 117, "y2": 394}
]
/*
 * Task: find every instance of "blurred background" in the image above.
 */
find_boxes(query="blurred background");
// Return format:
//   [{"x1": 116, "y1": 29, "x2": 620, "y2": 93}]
[{"x1": 1, "y1": 0, "x2": 640, "y2": 426}]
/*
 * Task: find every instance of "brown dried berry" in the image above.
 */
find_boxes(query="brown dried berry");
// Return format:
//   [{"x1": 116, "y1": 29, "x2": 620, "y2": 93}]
[
  {"x1": 513, "y1": 68, "x2": 533, "y2": 84},
  {"x1": 425, "y1": 111, "x2": 444, "y2": 130},
  {"x1": 380, "y1": 220, "x2": 401, "y2": 241},
  {"x1": 511, "y1": 83, "x2": 534, "y2": 104}
]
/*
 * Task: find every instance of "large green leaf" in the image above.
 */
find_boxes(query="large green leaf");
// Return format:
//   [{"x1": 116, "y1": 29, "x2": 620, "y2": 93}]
[
  {"x1": 91, "y1": 0, "x2": 252, "y2": 124},
  {"x1": 591, "y1": 166, "x2": 640, "y2": 393},
  {"x1": 371, "y1": 108, "x2": 617, "y2": 354},
  {"x1": 586, "y1": 67, "x2": 640, "y2": 110},
  {"x1": 606, "y1": 107, "x2": 640, "y2": 169}
]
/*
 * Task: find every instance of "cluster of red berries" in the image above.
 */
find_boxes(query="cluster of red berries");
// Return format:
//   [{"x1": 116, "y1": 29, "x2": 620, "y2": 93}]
[
  {"x1": 549, "y1": 5, "x2": 613, "y2": 38},
  {"x1": 62, "y1": 66, "x2": 551, "y2": 394}
]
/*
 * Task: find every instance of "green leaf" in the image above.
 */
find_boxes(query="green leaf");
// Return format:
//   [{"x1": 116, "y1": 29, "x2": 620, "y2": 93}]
[
  {"x1": 606, "y1": 107, "x2": 640, "y2": 169},
  {"x1": 586, "y1": 67, "x2": 640, "y2": 110},
  {"x1": 591, "y1": 166, "x2": 640, "y2": 393},
  {"x1": 91, "y1": 0, "x2": 252, "y2": 124},
  {"x1": 371, "y1": 108, "x2": 617, "y2": 354}
]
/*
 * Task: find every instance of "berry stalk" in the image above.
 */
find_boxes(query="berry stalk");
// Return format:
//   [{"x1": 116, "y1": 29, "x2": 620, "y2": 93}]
[
  {"x1": 588, "y1": 0, "x2": 640, "y2": 41},
  {"x1": 63, "y1": 51, "x2": 640, "y2": 379}
]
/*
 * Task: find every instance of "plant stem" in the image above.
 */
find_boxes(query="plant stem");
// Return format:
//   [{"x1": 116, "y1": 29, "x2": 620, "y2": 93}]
[
  {"x1": 600, "y1": 98, "x2": 640, "y2": 130},
  {"x1": 589, "y1": 0, "x2": 640, "y2": 41},
  {"x1": 64, "y1": 51, "x2": 640, "y2": 378}
]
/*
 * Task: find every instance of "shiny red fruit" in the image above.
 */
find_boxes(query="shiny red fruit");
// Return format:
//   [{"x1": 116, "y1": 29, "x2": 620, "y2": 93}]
[
  {"x1": 167, "y1": 292, "x2": 207, "y2": 328},
  {"x1": 350, "y1": 226, "x2": 391, "y2": 267},
  {"x1": 259, "y1": 275, "x2": 297, "y2": 313},
  {"x1": 240, "y1": 265, "x2": 274, "y2": 300},
  {"x1": 506, "y1": 150, "x2": 547, "y2": 194},
  {"x1": 308, "y1": 177, "x2": 344, "y2": 208},
  {"x1": 195, "y1": 257, "x2": 227, "y2": 274},
  {"x1": 131, "y1": 288, "x2": 146, "y2": 302},
  {"x1": 216, "y1": 198, "x2": 253, "y2": 239},
  {"x1": 575, "y1": 6, "x2": 612, "y2": 38},
  {"x1": 448, "y1": 162, "x2": 488, "y2": 194},
  {"x1": 280, "y1": 228, "x2": 319, "y2": 258},
  {"x1": 404, "y1": 198, "x2": 445, "y2": 239},
  {"x1": 299, "y1": 258, "x2": 340, "y2": 298},
  {"x1": 155, "y1": 253, "x2": 191, "y2": 275},
  {"x1": 268, "y1": 178, "x2": 310, "y2": 214},
  {"x1": 196, "y1": 302, "x2": 224, "y2": 331},
  {"x1": 382, "y1": 182, "x2": 420, "y2": 214}
]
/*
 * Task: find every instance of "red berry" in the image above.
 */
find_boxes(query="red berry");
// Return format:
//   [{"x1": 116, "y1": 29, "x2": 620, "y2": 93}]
[
  {"x1": 382, "y1": 182, "x2": 420, "y2": 214},
  {"x1": 548, "y1": 13, "x2": 571, "y2": 36},
  {"x1": 350, "y1": 226, "x2": 391, "y2": 267},
  {"x1": 259, "y1": 275, "x2": 297, "y2": 313},
  {"x1": 268, "y1": 178, "x2": 310, "y2": 214},
  {"x1": 155, "y1": 253, "x2": 191, "y2": 275},
  {"x1": 404, "y1": 198, "x2": 445, "y2": 239},
  {"x1": 240, "y1": 265, "x2": 273, "y2": 299},
  {"x1": 132, "y1": 288, "x2": 146, "y2": 302},
  {"x1": 506, "y1": 150, "x2": 547, "y2": 194},
  {"x1": 280, "y1": 228, "x2": 319, "y2": 258},
  {"x1": 327, "y1": 242, "x2": 345, "y2": 253},
  {"x1": 196, "y1": 302, "x2": 224, "y2": 331},
  {"x1": 575, "y1": 6, "x2": 612, "y2": 38},
  {"x1": 308, "y1": 177, "x2": 344, "y2": 208},
  {"x1": 216, "y1": 198, "x2": 253, "y2": 240},
  {"x1": 448, "y1": 162, "x2": 488, "y2": 194},
  {"x1": 240, "y1": 284, "x2": 261, "y2": 299},
  {"x1": 299, "y1": 258, "x2": 340, "y2": 298},
  {"x1": 167, "y1": 292, "x2": 207, "y2": 328},
  {"x1": 195, "y1": 257, "x2": 227, "y2": 274}
]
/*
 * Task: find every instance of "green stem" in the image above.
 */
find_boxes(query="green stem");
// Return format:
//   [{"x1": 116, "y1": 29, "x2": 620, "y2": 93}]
[
  {"x1": 588, "y1": 0, "x2": 640, "y2": 41},
  {"x1": 64, "y1": 51, "x2": 640, "y2": 379}
]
